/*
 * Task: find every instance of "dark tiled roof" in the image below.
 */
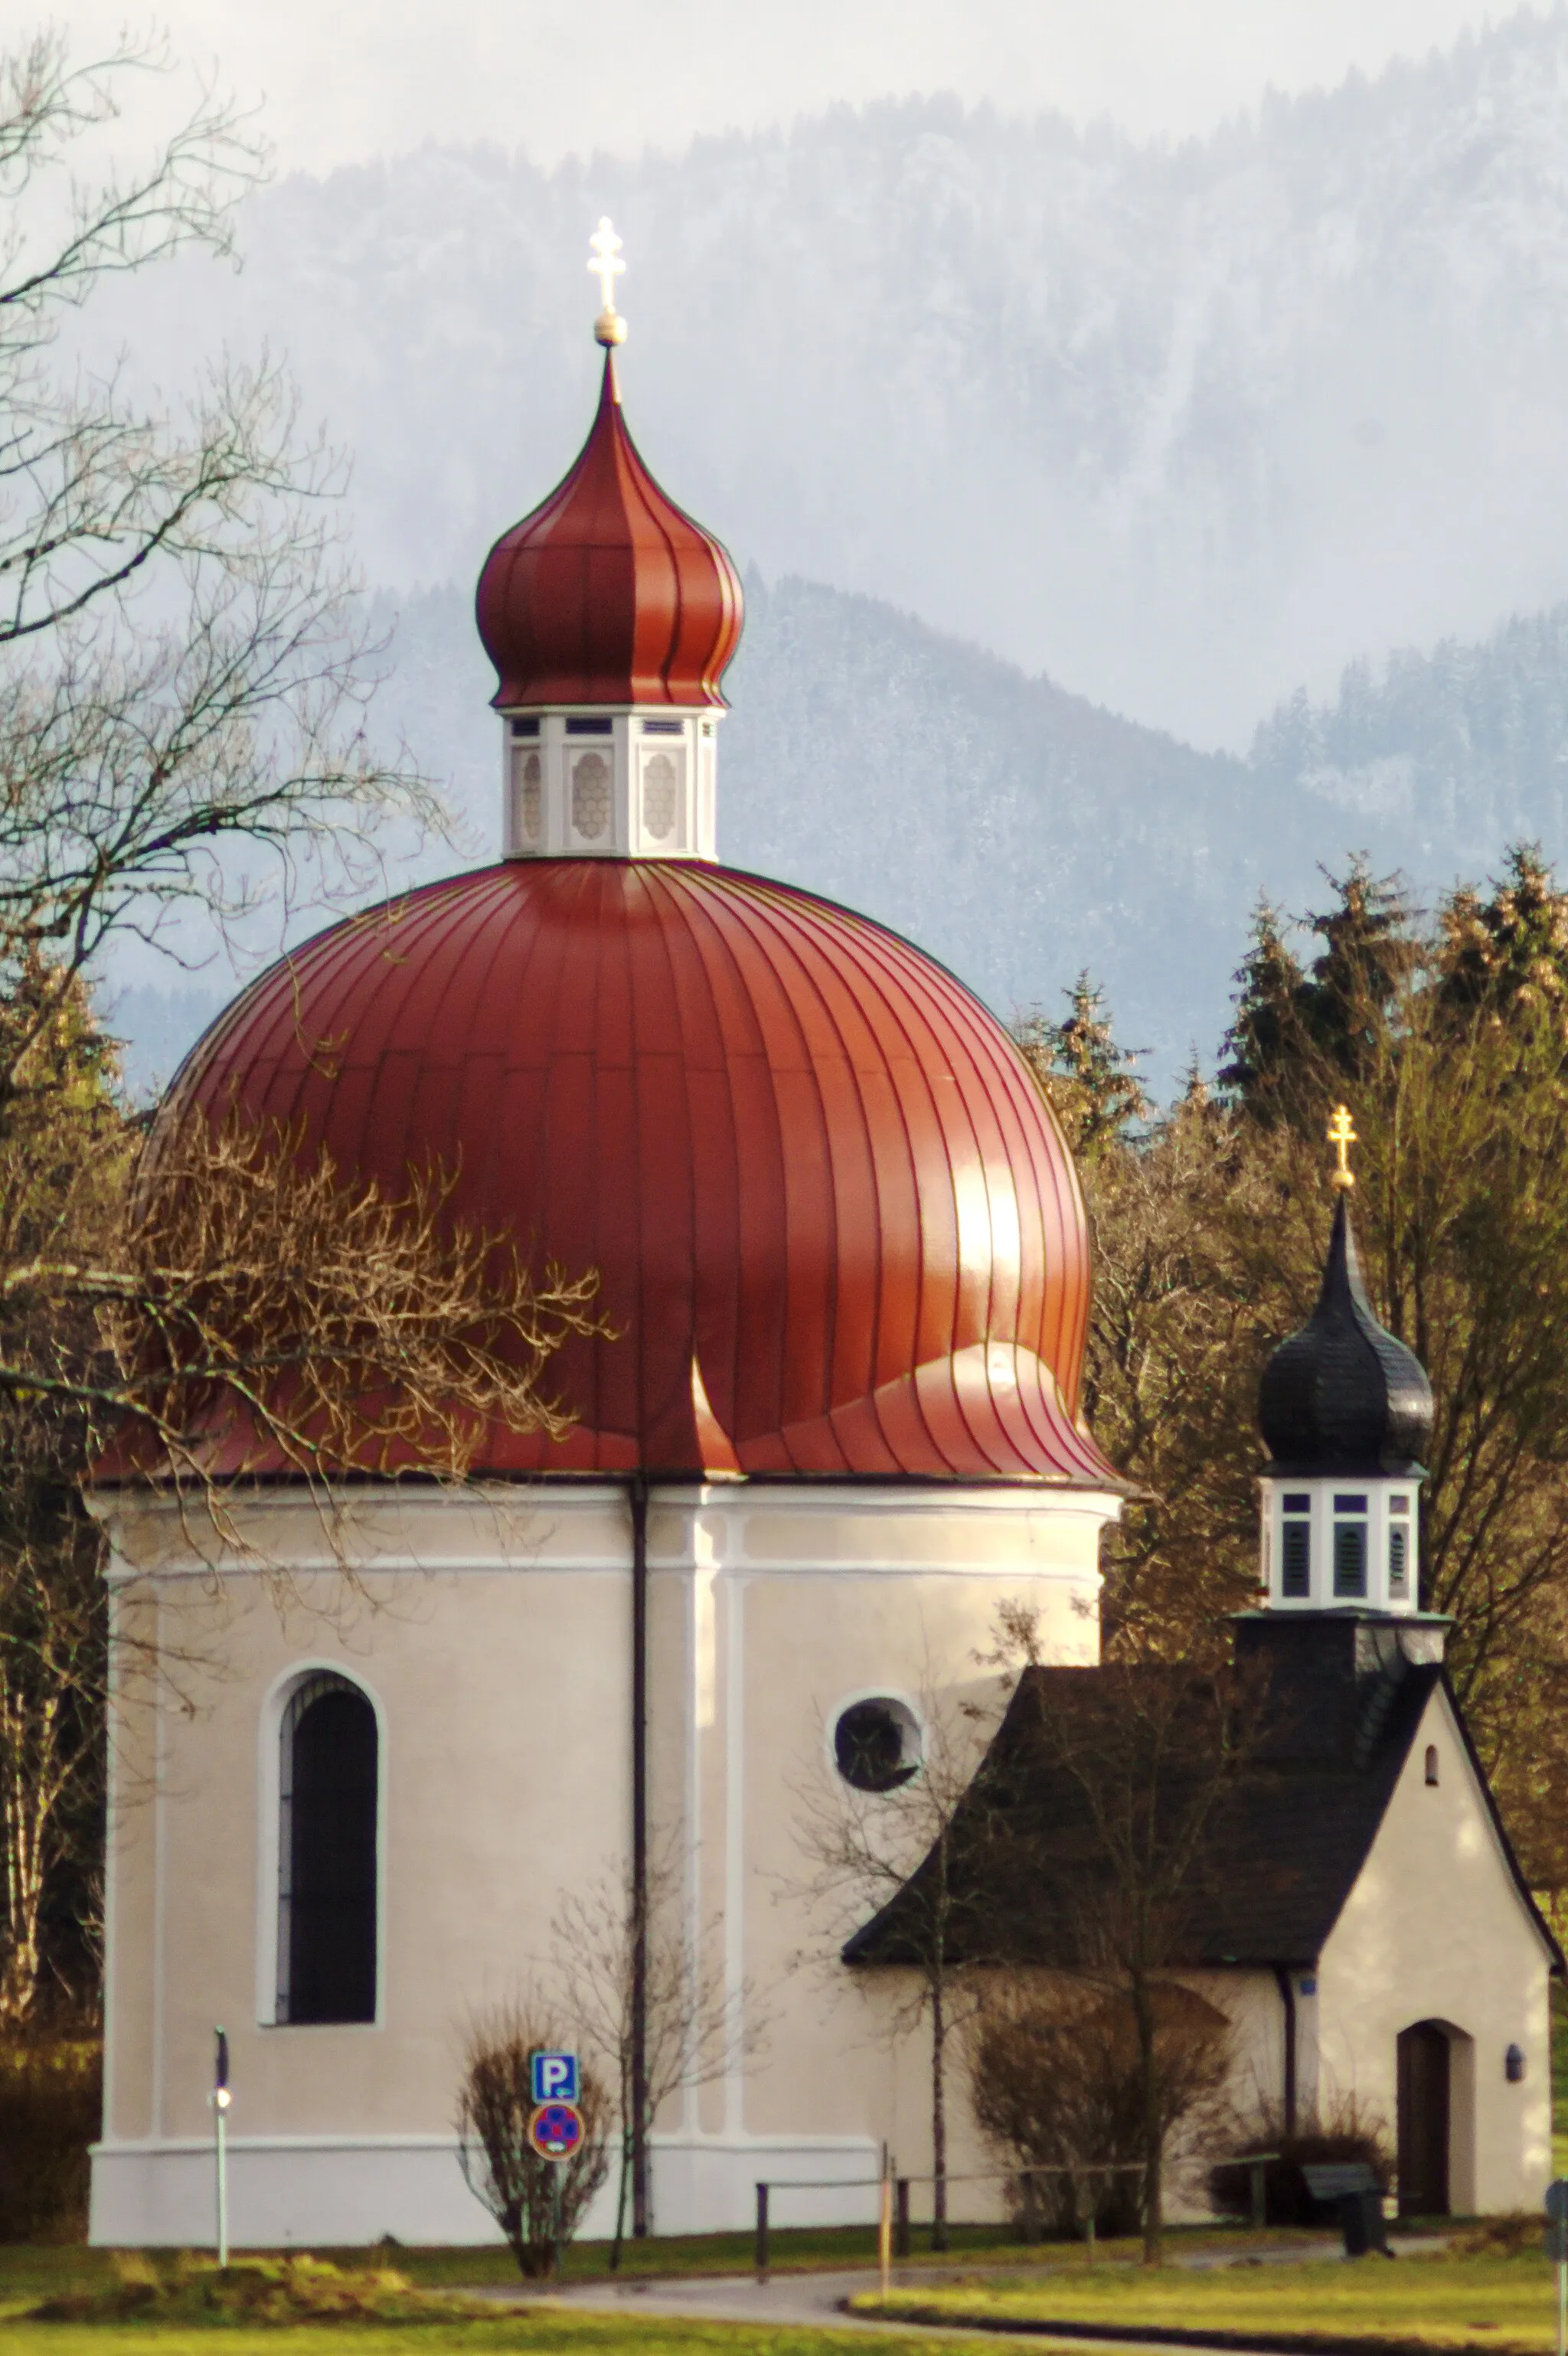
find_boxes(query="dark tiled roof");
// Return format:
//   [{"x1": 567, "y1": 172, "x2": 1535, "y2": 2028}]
[{"x1": 844, "y1": 1615, "x2": 1559, "y2": 1974}]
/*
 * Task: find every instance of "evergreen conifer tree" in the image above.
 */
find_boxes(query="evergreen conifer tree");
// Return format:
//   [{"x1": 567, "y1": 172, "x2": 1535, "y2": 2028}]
[
  {"x1": 1014, "y1": 972, "x2": 1148, "y2": 1156},
  {"x1": 1439, "y1": 843, "x2": 1568, "y2": 1021}
]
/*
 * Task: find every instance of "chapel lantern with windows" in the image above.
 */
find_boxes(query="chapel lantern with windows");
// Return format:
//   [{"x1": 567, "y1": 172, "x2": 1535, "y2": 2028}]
[{"x1": 1256, "y1": 1109, "x2": 1432, "y2": 1616}]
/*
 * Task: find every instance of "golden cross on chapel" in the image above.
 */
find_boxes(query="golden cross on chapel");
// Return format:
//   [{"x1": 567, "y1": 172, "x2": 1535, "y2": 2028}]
[
  {"x1": 589, "y1": 218, "x2": 628, "y2": 346},
  {"x1": 1327, "y1": 1103, "x2": 1357, "y2": 1192}
]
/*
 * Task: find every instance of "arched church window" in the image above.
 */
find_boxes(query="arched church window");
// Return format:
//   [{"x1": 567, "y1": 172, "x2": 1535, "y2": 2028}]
[
  {"x1": 277, "y1": 1673, "x2": 378, "y2": 2025},
  {"x1": 1425, "y1": 1744, "x2": 1439, "y2": 1787},
  {"x1": 834, "y1": 1697, "x2": 920, "y2": 1793}
]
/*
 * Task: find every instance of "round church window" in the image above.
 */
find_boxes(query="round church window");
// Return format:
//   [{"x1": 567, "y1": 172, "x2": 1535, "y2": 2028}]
[{"x1": 834, "y1": 1696, "x2": 921, "y2": 1792}]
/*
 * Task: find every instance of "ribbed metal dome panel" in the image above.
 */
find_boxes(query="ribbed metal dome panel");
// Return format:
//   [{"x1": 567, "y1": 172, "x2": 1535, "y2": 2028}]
[{"x1": 158, "y1": 860, "x2": 1113, "y2": 1484}]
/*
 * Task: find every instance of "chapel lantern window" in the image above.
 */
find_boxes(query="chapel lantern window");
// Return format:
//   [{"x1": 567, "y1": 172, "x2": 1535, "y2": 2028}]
[
  {"x1": 1280, "y1": 1494, "x2": 1312, "y2": 1598},
  {"x1": 1332, "y1": 1493, "x2": 1368, "y2": 1599},
  {"x1": 571, "y1": 751, "x2": 612, "y2": 841}
]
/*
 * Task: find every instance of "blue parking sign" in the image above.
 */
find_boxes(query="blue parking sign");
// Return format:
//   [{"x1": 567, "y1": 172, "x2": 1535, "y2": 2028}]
[{"x1": 530, "y1": 2050, "x2": 580, "y2": 2103}]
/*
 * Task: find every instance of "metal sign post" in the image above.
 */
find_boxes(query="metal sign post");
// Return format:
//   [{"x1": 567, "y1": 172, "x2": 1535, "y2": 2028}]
[
  {"x1": 528, "y1": 2075, "x2": 584, "y2": 2284},
  {"x1": 878, "y1": 2145, "x2": 892, "y2": 2305},
  {"x1": 211, "y1": 2028, "x2": 232, "y2": 2268}
]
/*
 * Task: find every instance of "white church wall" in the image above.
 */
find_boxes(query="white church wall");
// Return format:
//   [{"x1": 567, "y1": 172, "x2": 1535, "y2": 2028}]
[
  {"x1": 92, "y1": 1475, "x2": 1116, "y2": 2246},
  {"x1": 1315, "y1": 1684, "x2": 1553, "y2": 2214}
]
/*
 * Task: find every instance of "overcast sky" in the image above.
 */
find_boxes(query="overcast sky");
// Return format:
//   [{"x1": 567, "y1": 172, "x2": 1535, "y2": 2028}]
[{"x1": 57, "y1": 0, "x2": 1527, "y2": 175}]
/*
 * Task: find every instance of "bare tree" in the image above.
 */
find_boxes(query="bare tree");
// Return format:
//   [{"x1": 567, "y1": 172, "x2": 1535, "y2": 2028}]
[
  {"x1": 991, "y1": 1629, "x2": 1266, "y2": 2265},
  {"x1": 22, "y1": 1105, "x2": 606, "y2": 1526},
  {"x1": 969, "y1": 1974, "x2": 1233, "y2": 2239},
  {"x1": 0, "y1": 30, "x2": 583, "y2": 2025},
  {"x1": 0, "y1": 1015, "x2": 603, "y2": 2018},
  {"x1": 796, "y1": 1679, "x2": 997, "y2": 2250},
  {"x1": 456, "y1": 1998, "x2": 611, "y2": 2277},
  {"x1": 551, "y1": 1842, "x2": 763, "y2": 2267},
  {"x1": 0, "y1": 30, "x2": 443, "y2": 1086}
]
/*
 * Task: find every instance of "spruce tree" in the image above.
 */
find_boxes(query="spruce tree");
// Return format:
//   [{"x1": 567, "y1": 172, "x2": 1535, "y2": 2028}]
[
  {"x1": 1014, "y1": 972, "x2": 1148, "y2": 1156},
  {"x1": 1216, "y1": 902, "x2": 1305, "y2": 1113},
  {"x1": 1438, "y1": 842, "x2": 1568, "y2": 1021}
]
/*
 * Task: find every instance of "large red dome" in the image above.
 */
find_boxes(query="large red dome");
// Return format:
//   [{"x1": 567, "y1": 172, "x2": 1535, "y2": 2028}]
[
  {"x1": 162, "y1": 861, "x2": 1111, "y2": 1484},
  {"x1": 475, "y1": 355, "x2": 743, "y2": 710}
]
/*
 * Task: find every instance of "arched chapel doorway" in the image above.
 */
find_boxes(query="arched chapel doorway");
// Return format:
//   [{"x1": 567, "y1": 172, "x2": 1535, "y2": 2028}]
[{"x1": 1397, "y1": 2021, "x2": 1458, "y2": 2216}]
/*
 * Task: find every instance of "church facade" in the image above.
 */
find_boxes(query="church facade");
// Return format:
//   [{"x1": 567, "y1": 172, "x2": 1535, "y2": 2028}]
[{"x1": 90, "y1": 237, "x2": 1556, "y2": 2247}]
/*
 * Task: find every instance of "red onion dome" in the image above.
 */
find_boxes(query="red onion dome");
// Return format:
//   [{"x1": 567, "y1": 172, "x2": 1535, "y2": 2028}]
[
  {"x1": 475, "y1": 355, "x2": 743, "y2": 710},
  {"x1": 158, "y1": 861, "x2": 1113, "y2": 1484}
]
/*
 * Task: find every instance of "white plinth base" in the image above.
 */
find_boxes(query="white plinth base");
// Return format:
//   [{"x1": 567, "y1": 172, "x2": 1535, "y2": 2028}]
[{"x1": 90, "y1": 2133, "x2": 883, "y2": 2248}]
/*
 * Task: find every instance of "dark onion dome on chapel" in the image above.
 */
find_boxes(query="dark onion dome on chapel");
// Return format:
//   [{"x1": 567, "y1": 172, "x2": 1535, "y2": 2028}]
[
  {"x1": 154, "y1": 861, "x2": 1114, "y2": 1485},
  {"x1": 1259, "y1": 1198, "x2": 1432, "y2": 1476},
  {"x1": 475, "y1": 353, "x2": 743, "y2": 710}
]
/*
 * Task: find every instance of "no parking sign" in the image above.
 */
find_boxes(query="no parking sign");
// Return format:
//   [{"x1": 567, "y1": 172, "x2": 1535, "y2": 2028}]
[{"x1": 528, "y1": 2100, "x2": 584, "y2": 2161}]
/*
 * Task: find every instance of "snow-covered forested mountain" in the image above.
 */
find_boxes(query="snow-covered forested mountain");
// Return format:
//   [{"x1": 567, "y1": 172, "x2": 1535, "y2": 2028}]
[
  {"x1": 98, "y1": 7, "x2": 1568, "y2": 747},
  {"x1": 1250, "y1": 606, "x2": 1568, "y2": 864},
  {"x1": 98, "y1": 12, "x2": 1568, "y2": 1093},
  {"x1": 283, "y1": 575, "x2": 1568, "y2": 1092}
]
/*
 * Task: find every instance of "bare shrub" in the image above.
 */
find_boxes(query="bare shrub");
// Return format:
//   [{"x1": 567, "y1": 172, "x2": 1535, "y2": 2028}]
[
  {"x1": 0, "y1": 2033, "x2": 101, "y2": 2237},
  {"x1": 971, "y1": 1975, "x2": 1233, "y2": 2238},
  {"x1": 1209, "y1": 2093, "x2": 1391, "y2": 2226},
  {"x1": 455, "y1": 2001, "x2": 609, "y2": 2277}
]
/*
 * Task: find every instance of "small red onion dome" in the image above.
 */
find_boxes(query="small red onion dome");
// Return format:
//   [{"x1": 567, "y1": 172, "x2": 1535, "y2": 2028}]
[
  {"x1": 156, "y1": 861, "x2": 1115, "y2": 1485},
  {"x1": 475, "y1": 355, "x2": 744, "y2": 709}
]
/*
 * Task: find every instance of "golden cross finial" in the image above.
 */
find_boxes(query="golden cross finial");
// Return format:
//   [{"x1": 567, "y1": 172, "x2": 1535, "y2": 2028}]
[
  {"x1": 1327, "y1": 1103, "x2": 1357, "y2": 1192},
  {"x1": 589, "y1": 217, "x2": 627, "y2": 346}
]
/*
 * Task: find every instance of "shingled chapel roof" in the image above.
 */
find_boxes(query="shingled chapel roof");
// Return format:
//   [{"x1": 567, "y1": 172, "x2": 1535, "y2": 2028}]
[{"x1": 843, "y1": 1619, "x2": 1560, "y2": 1975}]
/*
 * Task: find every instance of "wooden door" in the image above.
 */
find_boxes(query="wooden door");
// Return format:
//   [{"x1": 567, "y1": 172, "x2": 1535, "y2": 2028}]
[{"x1": 1396, "y1": 2022, "x2": 1450, "y2": 2217}]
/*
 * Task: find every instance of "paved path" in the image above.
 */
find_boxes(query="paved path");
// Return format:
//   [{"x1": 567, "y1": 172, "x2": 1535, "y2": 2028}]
[{"x1": 467, "y1": 2243, "x2": 1422, "y2": 2354}]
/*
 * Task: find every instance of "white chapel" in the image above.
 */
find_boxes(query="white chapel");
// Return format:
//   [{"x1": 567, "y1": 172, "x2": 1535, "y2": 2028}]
[{"x1": 90, "y1": 234, "x2": 1558, "y2": 2246}]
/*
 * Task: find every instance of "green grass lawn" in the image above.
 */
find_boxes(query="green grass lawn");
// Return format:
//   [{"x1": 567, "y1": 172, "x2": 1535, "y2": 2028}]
[
  {"x1": 0, "y1": 2221, "x2": 1295, "y2": 2301},
  {"x1": 0, "y1": 2317, "x2": 985, "y2": 2356},
  {"x1": 851, "y1": 2244, "x2": 1564, "y2": 2350}
]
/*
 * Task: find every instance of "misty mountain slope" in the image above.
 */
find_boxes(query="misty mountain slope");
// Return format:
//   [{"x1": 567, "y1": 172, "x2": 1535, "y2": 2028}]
[
  {"x1": 104, "y1": 574, "x2": 1568, "y2": 1100},
  {"x1": 366, "y1": 573, "x2": 1568, "y2": 1060},
  {"x1": 719, "y1": 576, "x2": 1267, "y2": 1047},
  {"x1": 93, "y1": 7, "x2": 1568, "y2": 743},
  {"x1": 1252, "y1": 606, "x2": 1568, "y2": 871}
]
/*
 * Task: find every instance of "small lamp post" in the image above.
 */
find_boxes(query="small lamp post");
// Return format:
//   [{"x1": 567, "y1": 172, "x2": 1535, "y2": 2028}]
[{"x1": 211, "y1": 2027, "x2": 232, "y2": 2267}]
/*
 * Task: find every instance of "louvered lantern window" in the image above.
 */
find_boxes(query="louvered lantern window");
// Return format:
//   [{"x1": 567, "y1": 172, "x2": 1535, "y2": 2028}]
[
  {"x1": 277, "y1": 1674, "x2": 378, "y2": 2025},
  {"x1": 1333, "y1": 1494, "x2": 1369, "y2": 1598},
  {"x1": 1281, "y1": 1494, "x2": 1312, "y2": 1597},
  {"x1": 1388, "y1": 1519, "x2": 1411, "y2": 1596}
]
